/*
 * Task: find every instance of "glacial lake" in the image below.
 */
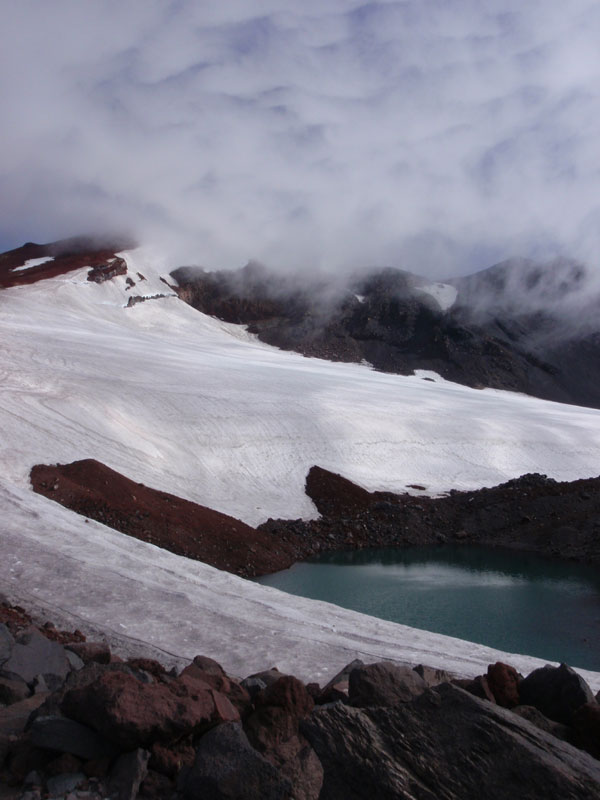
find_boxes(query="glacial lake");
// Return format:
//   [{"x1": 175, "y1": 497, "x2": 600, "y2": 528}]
[{"x1": 256, "y1": 546, "x2": 600, "y2": 671}]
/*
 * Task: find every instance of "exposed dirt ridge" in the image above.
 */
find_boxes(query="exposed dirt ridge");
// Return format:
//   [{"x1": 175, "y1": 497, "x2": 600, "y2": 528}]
[
  {"x1": 0, "y1": 235, "x2": 135, "y2": 288},
  {"x1": 30, "y1": 460, "x2": 600, "y2": 578},
  {"x1": 30, "y1": 459, "x2": 295, "y2": 578}
]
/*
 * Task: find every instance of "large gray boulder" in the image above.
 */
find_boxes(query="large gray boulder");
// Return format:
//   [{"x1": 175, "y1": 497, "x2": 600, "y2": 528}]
[
  {"x1": 301, "y1": 682, "x2": 600, "y2": 800},
  {"x1": 519, "y1": 663, "x2": 595, "y2": 724},
  {"x1": 2, "y1": 627, "x2": 70, "y2": 685},
  {"x1": 29, "y1": 715, "x2": 117, "y2": 760},
  {"x1": 182, "y1": 722, "x2": 291, "y2": 800},
  {"x1": 348, "y1": 662, "x2": 427, "y2": 707}
]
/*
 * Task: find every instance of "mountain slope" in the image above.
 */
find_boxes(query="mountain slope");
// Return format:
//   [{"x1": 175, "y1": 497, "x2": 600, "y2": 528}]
[
  {"x1": 172, "y1": 257, "x2": 600, "y2": 409},
  {"x1": 1, "y1": 241, "x2": 600, "y2": 684}
]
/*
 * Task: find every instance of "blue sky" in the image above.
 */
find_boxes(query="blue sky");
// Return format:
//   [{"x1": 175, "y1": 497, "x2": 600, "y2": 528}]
[{"x1": 1, "y1": 1, "x2": 600, "y2": 276}]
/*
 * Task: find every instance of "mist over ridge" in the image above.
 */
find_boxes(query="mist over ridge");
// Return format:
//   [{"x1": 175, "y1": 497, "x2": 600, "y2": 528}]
[{"x1": 2, "y1": 1, "x2": 600, "y2": 279}]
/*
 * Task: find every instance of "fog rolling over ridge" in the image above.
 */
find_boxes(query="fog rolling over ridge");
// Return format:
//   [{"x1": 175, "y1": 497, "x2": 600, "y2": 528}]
[{"x1": 2, "y1": 0, "x2": 600, "y2": 286}]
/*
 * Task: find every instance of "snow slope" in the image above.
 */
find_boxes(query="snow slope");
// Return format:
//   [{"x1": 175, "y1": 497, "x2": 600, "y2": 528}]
[{"x1": 1, "y1": 246, "x2": 600, "y2": 683}]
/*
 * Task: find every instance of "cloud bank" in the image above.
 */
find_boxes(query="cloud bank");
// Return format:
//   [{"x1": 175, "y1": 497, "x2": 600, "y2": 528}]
[{"x1": 1, "y1": 1, "x2": 600, "y2": 276}]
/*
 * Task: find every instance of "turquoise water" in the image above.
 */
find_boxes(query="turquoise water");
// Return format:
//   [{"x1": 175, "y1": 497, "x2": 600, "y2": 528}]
[{"x1": 256, "y1": 546, "x2": 600, "y2": 671}]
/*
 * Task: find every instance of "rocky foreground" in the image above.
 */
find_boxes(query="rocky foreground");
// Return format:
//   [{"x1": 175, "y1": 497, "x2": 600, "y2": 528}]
[{"x1": 1, "y1": 601, "x2": 600, "y2": 800}]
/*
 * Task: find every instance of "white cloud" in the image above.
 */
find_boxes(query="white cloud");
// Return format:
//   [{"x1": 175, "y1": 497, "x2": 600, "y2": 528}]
[{"x1": 1, "y1": 1, "x2": 600, "y2": 276}]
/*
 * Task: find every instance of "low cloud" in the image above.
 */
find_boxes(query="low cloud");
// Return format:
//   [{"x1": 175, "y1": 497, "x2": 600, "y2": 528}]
[{"x1": 2, "y1": 1, "x2": 600, "y2": 277}]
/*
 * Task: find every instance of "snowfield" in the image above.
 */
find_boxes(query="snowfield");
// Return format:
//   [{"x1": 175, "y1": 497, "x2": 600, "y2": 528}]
[{"x1": 1, "y1": 246, "x2": 600, "y2": 685}]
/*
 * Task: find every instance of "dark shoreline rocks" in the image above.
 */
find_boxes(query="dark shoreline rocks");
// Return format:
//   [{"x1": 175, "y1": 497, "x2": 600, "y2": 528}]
[
  {"x1": 1, "y1": 602, "x2": 600, "y2": 799},
  {"x1": 30, "y1": 460, "x2": 600, "y2": 580}
]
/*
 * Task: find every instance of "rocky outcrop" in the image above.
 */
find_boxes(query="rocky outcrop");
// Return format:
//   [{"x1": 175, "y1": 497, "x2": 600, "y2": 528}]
[
  {"x1": 301, "y1": 683, "x2": 600, "y2": 800},
  {"x1": 171, "y1": 259, "x2": 600, "y2": 410},
  {"x1": 86, "y1": 256, "x2": 128, "y2": 283},
  {"x1": 2, "y1": 601, "x2": 600, "y2": 799},
  {"x1": 0, "y1": 235, "x2": 135, "y2": 289},
  {"x1": 263, "y1": 465, "x2": 600, "y2": 569}
]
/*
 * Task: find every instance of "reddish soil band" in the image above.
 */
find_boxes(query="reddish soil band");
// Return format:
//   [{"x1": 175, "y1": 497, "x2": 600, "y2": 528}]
[
  {"x1": 0, "y1": 236, "x2": 135, "y2": 289},
  {"x1": 30, "y1": 459, "x2": 295, "y2": 577}
]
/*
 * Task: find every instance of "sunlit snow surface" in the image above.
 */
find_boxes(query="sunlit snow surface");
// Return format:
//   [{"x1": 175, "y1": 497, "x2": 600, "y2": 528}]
[{"x1": 1, "y1": 247, "x2": 600, "y2": 686}]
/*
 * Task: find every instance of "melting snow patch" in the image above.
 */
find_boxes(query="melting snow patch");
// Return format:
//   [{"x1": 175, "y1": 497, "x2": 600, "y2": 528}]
[
  {"x1": 417, "y1": 282, "x2": 458, "y2": 311},
  {"x1": 12, "y1": 256, "x2": 54, "y2": 272}
]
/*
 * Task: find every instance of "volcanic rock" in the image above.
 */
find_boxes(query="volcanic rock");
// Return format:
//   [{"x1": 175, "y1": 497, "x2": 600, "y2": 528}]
[
  {"x1": 46, "y1": 771, "x2": 86, "y2": 796},
  {"x1": 86, "y1": 256, "x2": 127, "y2": 283},
  {"x1": 302, "y1": 682, "x2": 600, "y2": 800},
  {"x1": 412, "y1": 663, "x2": 454, "y2": 687},
  {"x1": 348, "y1": 662, "x2": 427, "y2": 707},
  {"x1": 65, "y1": 641, "x2": 111, "y2": 665},
  {"x1": 180, "y1": 656, "x2": 251, "y2": 717},
  {"x1": 107, "y1": 747, "x2": 150, "y2": 800},
  {"x1": 519, "y1": 663, "x2": 595, "y2": 724},
  {"x1": 182, "y1": 721, "x2": 291, "y2": 800},
  {"x1": 29, "y1": 715, "x2": 117, "y2": 760},
  {"x1": 486, "y1": 662, "x2": 520, "y2": 708},
  {"x1": 2, "y1": 627, "x2": 70, "y2": 685},
  {"x1": 0, "y1": 675, "x2": 30, "y2": 705},
  {"x1": 0, "y1": 623, "x2": 14, "y2": 663},
  {"x1": 61, "y1": 669, "x2": 238, "y2": 750},
  {"x1": 571, "y1": 702, "x2": 600, "y2": 760}
]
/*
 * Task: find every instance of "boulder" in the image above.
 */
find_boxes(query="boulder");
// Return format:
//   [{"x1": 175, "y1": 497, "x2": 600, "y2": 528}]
[
  {"x1": 318, "y1": 659, "x2": 363, "y2": 704},
  {"x1": 0, "y1": 623, "x2": 14, "y2": 664},
  {"x1": 1, "y1": 628, "x2": 70, "y2": 685},
  {"x1": 64, "y1": 650, "x2": 85, "y2": 671},
  {"x1": 0, "y1": 675, "x2": 30, "y2": 704},
  {"x1": 244, "y1": 677, "x2": 323, "y2": 799},
  {"x1": 571, "y1": 702, "x2": 600, "y2": 759},
  {"x1": 412, "y1": 664, "x2": 454, "y2": 687},
  {"x1": 65, "y1": 641, "x2": 111, "y2": 665},
  {"x1": 107, "y1": 747, "x2": 150, "y2": 800},
  {"x1": 255, "y1": 676, "x2": 314, "y2": 718},
  {"x1": 242, "y1": 668, "x2": 285, "y2": 699},
  {"x1": 348, "y1": 662, "x2": 427, "y2": 707},
  {"x1": 29, "y1": 715, "x2": 117, "y2": 760},
  {"x1": 150, "y1": 740, "x2": 195, "y2": 778},
  {"x1": 519, "y1": 663, "x2": 595, "y2": 724},
  {"x1": 126, "y1": 658, "x2": 166, "y2": 679},
  {"x1": 182, "y1": 722, "x2": 291, "y2": 800},
  {"x1": 301, "y1": 683, "x2": 600, "y2": 800},
  {"x1": 180, "y1": 661, "x2": 251, "y2": 717},
  {"x1": 511, "y1": 705, "x2": 570, "y2": 741},
  {"x1": 139, "y1": 769, "x2": 174, "y2": 799},
  {"x1": 453, "y1": 675, "x2": 496, "y2": 703},
  {"x1": 186, "y1": 655, "x2": 225, "y2": 676},
  {"x1": 45, "y1": 752, "x2": 83, "y2": 776},
  {"x1": 487, "y1": 662, "x2": 520, "y2": 708},
  {"x1": 0, "y1": 693, "x2": 49, "y2": 735},
  {"x1": 46, "y1": 771, "x2": 86, "y2": 797},
  {"x1": 61, "y1": 669, "x2": 238, "y2": 750},
  {"x1": 0, "y1": 732, "x2": 9, "y2": 769}
]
